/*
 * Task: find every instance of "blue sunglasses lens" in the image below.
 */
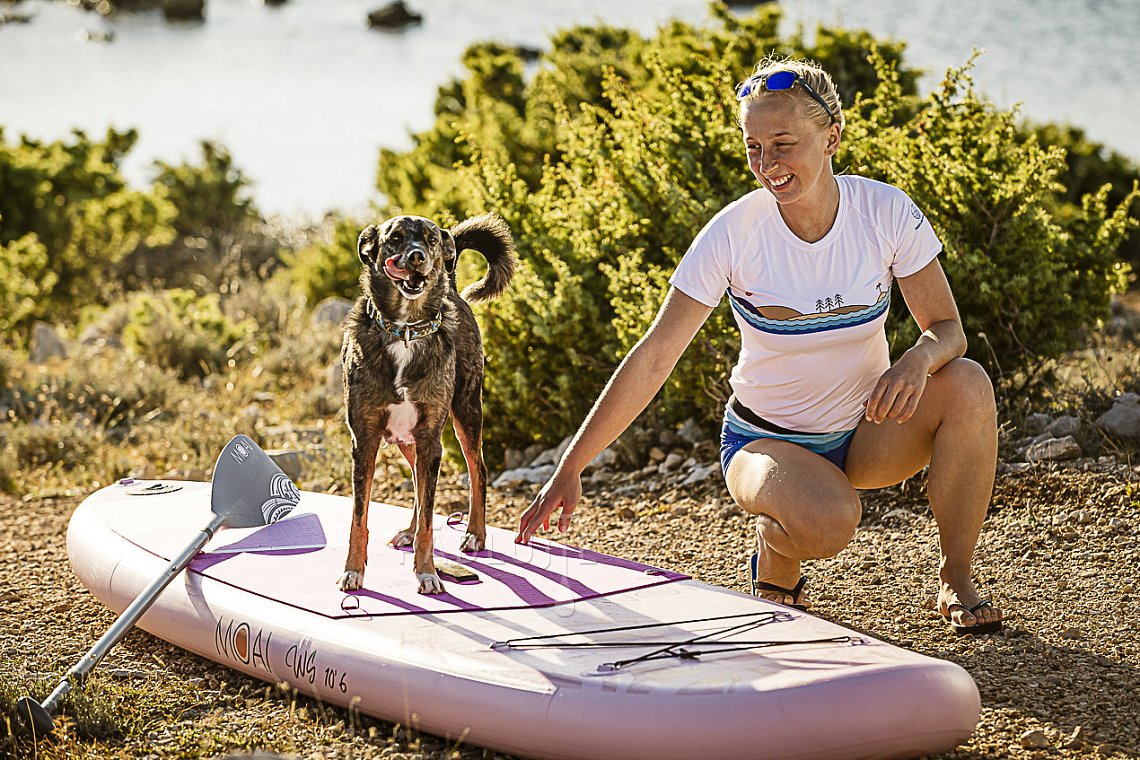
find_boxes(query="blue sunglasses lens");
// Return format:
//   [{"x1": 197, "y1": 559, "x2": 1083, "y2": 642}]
[{"x1": 765, "y1": 71, "x2": 796, "y2": 91}]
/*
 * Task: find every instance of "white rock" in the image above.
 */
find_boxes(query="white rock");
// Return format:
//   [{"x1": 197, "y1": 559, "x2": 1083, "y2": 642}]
[
  {"x1": 30, "y1": 321, "x2": 68, "y2": 363},
  {"x1": 681, "y1": 463, "x2": 720, "y2": 486},
  {"x1": 312, "y1": 297, "x2": 354, "y2": 328},
  {"x1": 1096, "y1": 393, "x2": 1140, "y2": 440},
  {"x1": 531, "y1": 438, "x2": 572, "y2": 467},
  {"x1": 1023, "y1": 412, "x2": 1052, "y2": 435},
  {"x1": 677, "y1": 418, "x2": 707, "y2": 445},
  {"x1": 1025, "y1": 435, "x2": 1081, "y2": 462},
  {"x1": 554, "y1": 435, "x2": 574, "y2": 463},
  {"x1": 492, "y1": 464, "x2": 556, "y2": 489},
  {"x1": 660, "y1": 452, "x2": 685, "y2": 473},
  {"x1": 502, "y1": 448, "x2": 525, "y2": 470},
  {"x1": 587, "y1": 448, "x2": 617, "y2": 470},
  {"x1": 1049, "y1": 415, "x2": 1081, "y2": 437}
]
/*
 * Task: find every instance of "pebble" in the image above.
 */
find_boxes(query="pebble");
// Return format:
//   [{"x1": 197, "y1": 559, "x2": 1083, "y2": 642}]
[
  {"x1": 1020, "y1": 729, "x2": 1050, "y2": 749},
  {"x1": 1059, "y1": 626, "x2": 1085, "y2": 640}
]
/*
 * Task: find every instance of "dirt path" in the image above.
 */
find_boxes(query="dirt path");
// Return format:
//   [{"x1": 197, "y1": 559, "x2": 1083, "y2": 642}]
[{"x1": 2, "y1": 458, "x2": 1138, "y2": 759}]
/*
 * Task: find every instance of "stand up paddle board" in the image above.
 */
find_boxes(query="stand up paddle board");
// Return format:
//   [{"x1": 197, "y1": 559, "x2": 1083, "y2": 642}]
[{"x1": 67, "y1": 479, "x2": 980, "y2": 760}]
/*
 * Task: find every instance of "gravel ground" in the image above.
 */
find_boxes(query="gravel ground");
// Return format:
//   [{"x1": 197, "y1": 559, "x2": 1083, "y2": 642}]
[{"x1": 2, "y1": 452, "x2": 1138, "y2": 759}]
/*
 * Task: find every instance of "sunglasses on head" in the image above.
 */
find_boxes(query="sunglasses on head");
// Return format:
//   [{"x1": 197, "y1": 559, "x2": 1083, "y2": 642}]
[{"x1": 736, "y1": 70, "x2": 837, "y2": 126}]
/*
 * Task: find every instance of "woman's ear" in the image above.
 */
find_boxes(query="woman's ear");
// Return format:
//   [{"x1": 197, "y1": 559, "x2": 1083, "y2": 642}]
[{"x1": 825, "y1": 124, "x2": 842, "y2": 156}]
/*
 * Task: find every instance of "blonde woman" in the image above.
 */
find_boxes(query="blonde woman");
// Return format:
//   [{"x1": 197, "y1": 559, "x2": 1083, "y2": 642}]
[{"x1": 516, "y1": 58, "x2": 1003, "y2": 635}]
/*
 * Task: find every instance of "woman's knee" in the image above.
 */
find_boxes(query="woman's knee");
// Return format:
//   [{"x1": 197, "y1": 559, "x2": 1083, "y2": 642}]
[
  {"x1": 934, "y1": 358, "x2": 996, "y2": 418},
  {"x1": 808, "y1": 490, "x2": 861, "y2": 557},
  {"x1": 761, "y1": 489, "x2": 860, "y2": 558}
]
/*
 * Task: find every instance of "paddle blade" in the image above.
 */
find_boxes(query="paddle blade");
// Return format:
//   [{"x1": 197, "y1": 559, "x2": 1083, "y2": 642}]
[{"x1": 211, "y1": 435, "x2": 300, "y2": 528}]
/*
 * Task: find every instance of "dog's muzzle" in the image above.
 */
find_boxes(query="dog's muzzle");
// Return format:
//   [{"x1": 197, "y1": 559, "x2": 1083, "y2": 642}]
[{"x1": 382, "y1": 252, "x2": 429, "y2": 298}]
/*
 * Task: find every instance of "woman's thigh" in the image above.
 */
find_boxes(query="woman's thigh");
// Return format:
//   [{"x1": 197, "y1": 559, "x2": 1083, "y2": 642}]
[
  {"x1": 844, "y1": 358, "x2": 995, "y2": 489},
  {"x1": 725, "y1": 438, "x2": 861, "y2": 539}
]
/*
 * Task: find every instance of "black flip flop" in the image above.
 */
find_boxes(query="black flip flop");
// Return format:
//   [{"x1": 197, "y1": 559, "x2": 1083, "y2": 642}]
[
  {"x1": 749, "y1": 552, "x2": 808, "y2": 611},
  {"x1": 942, "y1": 599, "x2": 1003, "y2": 635}
]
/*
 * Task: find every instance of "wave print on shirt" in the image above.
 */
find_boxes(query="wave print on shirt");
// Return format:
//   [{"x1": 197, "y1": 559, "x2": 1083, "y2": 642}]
[{"x1": 727, "y1": 290, "x2": 890, "y2": 335}]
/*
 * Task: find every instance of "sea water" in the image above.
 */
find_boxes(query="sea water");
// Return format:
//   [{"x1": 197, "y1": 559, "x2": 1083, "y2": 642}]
[{"x1": 1, "y1": 0, "x2": 1136, "y2": 216}]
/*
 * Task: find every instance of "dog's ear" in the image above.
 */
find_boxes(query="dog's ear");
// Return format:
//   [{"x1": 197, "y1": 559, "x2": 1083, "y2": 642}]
[
  {"x1": 441, "y1": 228, "x2": 458, "y2": 273},
  {"x1": 358, "y1": 225, "x2": 381, "y2": 266}
]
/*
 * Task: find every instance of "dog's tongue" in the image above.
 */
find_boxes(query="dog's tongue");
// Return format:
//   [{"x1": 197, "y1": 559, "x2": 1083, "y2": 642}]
[{"x1": 383, "y1": 255, "x2": 412, "y2": 280}]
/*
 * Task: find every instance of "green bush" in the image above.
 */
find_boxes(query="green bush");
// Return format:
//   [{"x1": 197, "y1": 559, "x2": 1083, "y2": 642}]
[
  {"x1": 1023, "y1": 122, "x2": 1140, "y2": 273},
  {"x1": 370, "y1": 6, "x2": 919, "y2": 454},
  {"x1": 367, "y1": 6, "x2": 1135, "y2": 453},
  {"x1": 841, "y1": 53, "x2": 1136, "y2": 382},
  {"x1": 0, "y1": 128, "x2": 177, "y2": 341},
  {"x1": 118, "y1": 141, "x2": 280, "y2": 292},
  {"x1": 122, "y1": 288, "x2": 256, "y2": 379},
  {"x1": 283, "y1": 214, "x2": 367, "y2": 306}
]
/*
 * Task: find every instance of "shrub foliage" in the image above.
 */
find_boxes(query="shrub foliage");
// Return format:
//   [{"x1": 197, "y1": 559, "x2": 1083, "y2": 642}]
[{"x1": 361, "y1": 5, "x2": 1136, "y2": 453}]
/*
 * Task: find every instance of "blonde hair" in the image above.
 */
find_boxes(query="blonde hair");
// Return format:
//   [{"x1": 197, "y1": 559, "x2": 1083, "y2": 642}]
[{"x1": 737, "y1": 56, "x2": 845, "y2": 131}]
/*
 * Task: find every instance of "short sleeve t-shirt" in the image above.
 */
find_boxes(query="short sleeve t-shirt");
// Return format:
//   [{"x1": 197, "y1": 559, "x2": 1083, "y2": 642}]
[{"x1": 669, "y1": 175, "x2": 942, "y2": 433}]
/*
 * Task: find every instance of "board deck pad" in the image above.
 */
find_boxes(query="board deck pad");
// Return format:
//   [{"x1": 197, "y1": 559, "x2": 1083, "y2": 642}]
[{"x1": 95, "y1": 481, "x2": 689, "y2": 619}]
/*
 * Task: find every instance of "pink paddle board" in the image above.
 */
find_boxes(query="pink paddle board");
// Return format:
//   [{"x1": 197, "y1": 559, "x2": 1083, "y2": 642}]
[{"x1": 67, "y1": 479, "x2": 980, "y2": 760}]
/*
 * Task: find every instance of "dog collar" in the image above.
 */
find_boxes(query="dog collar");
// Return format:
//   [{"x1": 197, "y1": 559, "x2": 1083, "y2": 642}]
[{"x1": 366, "y1": 299, "x2": 443, "y2": 347}]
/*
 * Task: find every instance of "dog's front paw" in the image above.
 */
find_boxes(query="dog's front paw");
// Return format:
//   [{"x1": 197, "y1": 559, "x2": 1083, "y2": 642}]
[
  {"x1": 390, "y1": 529, "x2": 415, "y2": 548},
  {"x1": 459, "y1": 532, "x2": 485, "y2": 553},
  {"x1": 416, "y1": 572, "x2": 444, "y2": 595},
  {"x1": 337, "y1": 570, "x2": 364, "y2": 591}
]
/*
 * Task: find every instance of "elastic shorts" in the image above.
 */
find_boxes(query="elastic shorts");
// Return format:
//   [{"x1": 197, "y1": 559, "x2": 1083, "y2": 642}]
[{"x1": 719, "y1": 401, "x2": 857, "y2": 476}]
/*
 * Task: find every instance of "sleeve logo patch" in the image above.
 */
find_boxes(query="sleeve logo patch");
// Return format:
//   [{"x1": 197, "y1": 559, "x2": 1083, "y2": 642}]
[{"x1": 909, "y1": 202, "x2": 925, "y2": 230}]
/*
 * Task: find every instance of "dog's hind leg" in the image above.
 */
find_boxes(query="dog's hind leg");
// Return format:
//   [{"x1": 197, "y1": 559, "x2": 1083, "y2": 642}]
[
  {"x1": 390, "y1": 441, "x2": 417, "y2": 548},
  {"x1": 338, "y1": 418, "x2": 382, "y2": 592},
  {"x1": 451, "y1": 390, "x2": 488, "y2": 554}
]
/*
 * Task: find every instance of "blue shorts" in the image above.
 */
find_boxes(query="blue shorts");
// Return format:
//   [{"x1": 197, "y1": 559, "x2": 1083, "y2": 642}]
[{"x1": 719, "y1": 401, "x2": 857, "y2": 475}]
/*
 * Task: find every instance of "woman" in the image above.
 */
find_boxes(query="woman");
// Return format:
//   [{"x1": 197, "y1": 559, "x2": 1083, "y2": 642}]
[{"x1": 515, "y1": 57, "x2": 1003, "y2": 635}]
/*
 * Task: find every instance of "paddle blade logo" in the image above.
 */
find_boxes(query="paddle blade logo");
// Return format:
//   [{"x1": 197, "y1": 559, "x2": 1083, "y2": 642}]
[
  {"x1": 213, "y1": 434, "x2": 300, "y2": 527},
  {"x1": 262, "y1": 473, "x2": 300, "y2": 524}
]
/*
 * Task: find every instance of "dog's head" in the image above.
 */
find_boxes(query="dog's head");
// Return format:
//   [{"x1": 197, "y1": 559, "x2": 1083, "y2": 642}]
[{"x1": 357, "y1": 216, "x2": 457, "y2": 301}]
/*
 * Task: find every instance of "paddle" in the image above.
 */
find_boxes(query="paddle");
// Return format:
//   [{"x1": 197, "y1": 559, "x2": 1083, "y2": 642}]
[{"x1": 16, "y1": 434, "x2": 300, "y2": 738}]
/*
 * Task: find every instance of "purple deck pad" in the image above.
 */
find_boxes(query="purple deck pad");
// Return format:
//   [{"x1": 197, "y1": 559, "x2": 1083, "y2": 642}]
[{"x1": 97, "y1": 486, "x2": 689, "y2": 619}]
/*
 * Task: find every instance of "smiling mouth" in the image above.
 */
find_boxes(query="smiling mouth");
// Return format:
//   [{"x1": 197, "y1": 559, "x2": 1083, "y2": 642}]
[
  {"x1": 383, "y1": 259, "x2": 427, "y2": 298},
  {"x1": 768, "y1": 174, "x2": 794, "y2": 189}
]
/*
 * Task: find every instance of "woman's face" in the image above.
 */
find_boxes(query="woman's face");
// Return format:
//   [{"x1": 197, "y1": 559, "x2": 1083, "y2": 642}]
[{"x1": 740, "y1": 96, "x2": 840, "y2": 208}]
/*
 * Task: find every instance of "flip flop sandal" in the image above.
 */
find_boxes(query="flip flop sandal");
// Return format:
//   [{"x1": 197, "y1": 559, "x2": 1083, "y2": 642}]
[
  {"x1": 942, "y1": 599, "x2": 1003, "y2": 635},
  {"x1": 749, "y1": 552, "x2": 808, "y2": 611}
]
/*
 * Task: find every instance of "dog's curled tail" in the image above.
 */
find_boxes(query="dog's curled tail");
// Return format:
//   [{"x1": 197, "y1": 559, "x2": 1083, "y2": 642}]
[{"x1": 451, "y1": 213, "x2": 516, "y2": 302}]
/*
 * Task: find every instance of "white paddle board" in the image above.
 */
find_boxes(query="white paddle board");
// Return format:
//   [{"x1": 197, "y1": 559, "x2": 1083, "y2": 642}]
[{"x1": 67, "y1": 479, "x2": 980, "y2": 760}]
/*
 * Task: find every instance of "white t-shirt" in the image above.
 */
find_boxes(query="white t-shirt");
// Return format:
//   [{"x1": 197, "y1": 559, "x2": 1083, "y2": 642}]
[{"x1": 670, "y1": 174, "x2": 942, "y2": 433}]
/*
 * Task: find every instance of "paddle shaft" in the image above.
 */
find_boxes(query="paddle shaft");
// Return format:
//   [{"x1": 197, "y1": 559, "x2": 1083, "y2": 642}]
[{"x1": 38, "y1": 511, "x2": 227, "y2": 716}]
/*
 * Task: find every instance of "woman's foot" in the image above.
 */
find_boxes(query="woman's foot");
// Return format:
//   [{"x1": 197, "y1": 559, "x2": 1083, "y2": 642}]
[
  {"x1": 937, "y1": 577, "x2": 1003, "y2": 634},
  {"x1": 752, "y1": 527, "x2": 811, "y2": 608}
]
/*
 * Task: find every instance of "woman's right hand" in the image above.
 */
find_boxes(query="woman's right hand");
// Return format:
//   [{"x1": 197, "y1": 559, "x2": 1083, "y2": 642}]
[{"x1": 515, "y1": 469, "x2": 582, "y2": 545}]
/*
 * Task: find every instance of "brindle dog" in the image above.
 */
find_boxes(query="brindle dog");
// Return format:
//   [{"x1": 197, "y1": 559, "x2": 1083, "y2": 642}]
[{"x1": 337, "y1": 214, "x2": 515, "y2": 594}]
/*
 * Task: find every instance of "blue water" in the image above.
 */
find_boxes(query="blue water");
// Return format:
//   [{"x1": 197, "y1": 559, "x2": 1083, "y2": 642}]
[{"x1": 2, "y1": 0, "x2": 1137, "y2": 215}]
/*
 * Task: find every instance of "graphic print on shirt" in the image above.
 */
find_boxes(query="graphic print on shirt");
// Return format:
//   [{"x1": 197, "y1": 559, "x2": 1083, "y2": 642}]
[{"x1": 727, "y1": 281, "x2": 890, "y2": 335}]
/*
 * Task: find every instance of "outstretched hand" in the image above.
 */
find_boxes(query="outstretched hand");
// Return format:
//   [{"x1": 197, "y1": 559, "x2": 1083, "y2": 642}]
[
  {"x1": 516, "y1": 470, "x2": 581, "y2": 544},
  {"x1": 865, "y1": 351, "x2": 930, "y2": 424}
]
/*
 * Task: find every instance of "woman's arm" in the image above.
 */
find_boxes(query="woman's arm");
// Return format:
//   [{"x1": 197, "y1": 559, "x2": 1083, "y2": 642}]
[
  {"x1": 516, "y1": 287, "x2": 714, "y2": 543},
  {"x1": 865, "y1": 258, "x2": 966, "y2": 424}
]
